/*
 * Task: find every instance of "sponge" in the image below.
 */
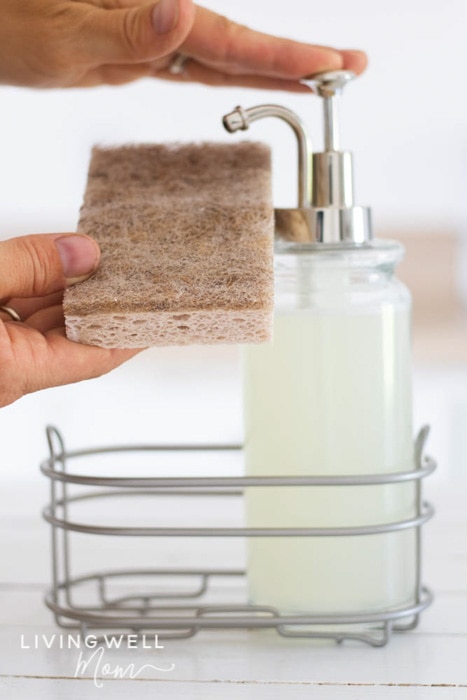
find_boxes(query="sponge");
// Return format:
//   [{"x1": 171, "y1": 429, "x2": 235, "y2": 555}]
[{"x1": 64, "y1": 142, "x2": 274, "y2": 348}]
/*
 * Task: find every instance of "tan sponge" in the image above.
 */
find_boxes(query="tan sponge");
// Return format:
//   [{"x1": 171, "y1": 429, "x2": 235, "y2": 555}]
[{"x1": 64, "y1": 142, "x2": 274, "y2": 348}]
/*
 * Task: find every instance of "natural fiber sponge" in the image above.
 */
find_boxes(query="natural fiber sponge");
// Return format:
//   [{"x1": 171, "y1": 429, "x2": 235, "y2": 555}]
[{"x1": 64, "y1": 142, "x2": 274, "y2": 348}]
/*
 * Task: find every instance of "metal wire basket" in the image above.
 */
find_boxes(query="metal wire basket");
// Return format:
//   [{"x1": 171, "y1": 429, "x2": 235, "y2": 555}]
[{"x1": 41, "y1": 425, "x2": 436, "y2": 647}]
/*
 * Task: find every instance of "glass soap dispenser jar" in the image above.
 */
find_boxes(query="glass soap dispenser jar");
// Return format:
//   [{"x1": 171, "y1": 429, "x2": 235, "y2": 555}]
[{"x1": 223, "y1": 71, "x2": 417, "y2": 617}]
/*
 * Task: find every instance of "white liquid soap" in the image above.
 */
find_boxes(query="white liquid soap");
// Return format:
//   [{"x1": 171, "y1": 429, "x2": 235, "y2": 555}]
[{"x1": 244, "y1": 305, "x2": 415, "y2": 614}]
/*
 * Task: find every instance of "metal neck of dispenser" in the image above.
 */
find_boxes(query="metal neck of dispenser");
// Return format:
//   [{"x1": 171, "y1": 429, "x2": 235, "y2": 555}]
[{"x1": 222, "y1": 70, "x2": 372, "y2": 245}]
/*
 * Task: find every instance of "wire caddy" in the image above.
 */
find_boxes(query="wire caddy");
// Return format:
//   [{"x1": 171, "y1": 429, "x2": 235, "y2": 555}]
[{"x1": 41, "y1": 425, "x2": 436, "y2": 647}]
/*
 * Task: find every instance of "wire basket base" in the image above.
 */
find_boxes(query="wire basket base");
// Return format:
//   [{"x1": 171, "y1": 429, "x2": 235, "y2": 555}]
[
  {"x1": 44, "y1": 568, "x2": 433, "y2": 648},
  {"x1": 41, "y1": 426, "x2": 436, "y2": 648}
]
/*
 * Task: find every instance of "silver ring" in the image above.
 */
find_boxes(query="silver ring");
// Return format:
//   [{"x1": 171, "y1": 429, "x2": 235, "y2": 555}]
[
  {"x1": 168, "y1": 53, "x2": 189, "y2": 75},
  {"x1": 0, "y1": 305, "x2": 22, "y2": 322}
]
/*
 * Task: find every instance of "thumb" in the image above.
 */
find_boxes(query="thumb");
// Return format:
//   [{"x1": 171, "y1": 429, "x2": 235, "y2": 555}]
[
  {"x1": 81, "y1": 0, "x2": 195, "y2": 64},
  {"x1": 0, "y1": 234, "x2": 100, "y2": 300}
]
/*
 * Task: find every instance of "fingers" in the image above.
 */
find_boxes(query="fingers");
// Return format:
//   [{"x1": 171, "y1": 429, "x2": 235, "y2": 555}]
[
  {"x1": 0, "y1": 320, "x2": 140, "y2": 406},
  {"x1": 21, "y1": 304, "x2": 64, "y2": 334},
  {"x1": 181, "y1": 6, "x2": 349, "y2": 81},
  {"x1": 76, "y1": 48, "x2": 367, "y2": 90},
  {"x1": 78, "y1": 0, "x2": 195, "y2": 64},
  {"x1": 80, "y1": 47, "x2": 368, "y2": 90},
  {"x1": 0, "y1": 292, "x2": 63, "y2": 324},
  {"x1": 0, "y1": 234, "x2": 100, "y2": 301},
  {"x1": 159, "y1": 61, "x2": 312, "y2": 92},
  {"x1": 42, "y1": 330, "x2": 141, "y2": 388},
  {"x1": 69, "y1": 61, "x2": 156, "y2": 87}
]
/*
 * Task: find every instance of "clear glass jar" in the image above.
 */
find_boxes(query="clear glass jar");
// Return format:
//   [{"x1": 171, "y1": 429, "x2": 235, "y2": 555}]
[{"x1": 243, "y1": 239, "x2": 416, "y2": 614}]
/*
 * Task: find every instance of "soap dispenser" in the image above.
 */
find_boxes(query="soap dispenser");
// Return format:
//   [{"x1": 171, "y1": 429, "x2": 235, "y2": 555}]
[{"x1": 223, "y1": 71, "x2": 417, "y2": 616}]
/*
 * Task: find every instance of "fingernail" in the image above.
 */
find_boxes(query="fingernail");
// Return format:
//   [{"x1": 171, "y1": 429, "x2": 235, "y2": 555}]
[
  {"x1": 325, "y1": 49, "x2": 344, "y2": 67},
  {"x1": 340, "y1": 49, "x2": 368, "y2": 73},
  {"x1": 152, "y1": 0, "x2": 179, "y2": 35},
  {"x1": 55, "y1": 235, "x2": 100, "y2": 283}
]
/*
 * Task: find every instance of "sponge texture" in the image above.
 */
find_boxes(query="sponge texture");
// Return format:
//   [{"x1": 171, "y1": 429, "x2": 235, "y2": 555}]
[{"x1": 64, "y1": 142, "x2": 274, "y2": 348}]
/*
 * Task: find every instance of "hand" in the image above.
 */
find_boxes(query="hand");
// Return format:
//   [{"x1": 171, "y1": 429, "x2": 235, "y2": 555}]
[
  {"x1": 165, "y1": 6, "x2": 367, "y2": 92},
  {"x1": 0, "y1": 234, "x2": 138, "y2": 407},
  {"x1": 0, "y1": 0, "x2": 366, "y2": 90}
]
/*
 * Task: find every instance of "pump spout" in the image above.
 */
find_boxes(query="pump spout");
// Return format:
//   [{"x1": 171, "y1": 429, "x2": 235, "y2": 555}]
[{"x1": 222, "y1": 104, "x2": 312, "y2": 209}]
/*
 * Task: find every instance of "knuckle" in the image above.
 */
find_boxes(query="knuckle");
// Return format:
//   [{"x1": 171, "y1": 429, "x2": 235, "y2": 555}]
[
  {"x1": 214, "y1": 15, "x2": 243, "y2": 64},
  {"x1": 121, "y1": 9, "x2": 146, "y2": 60},
  {"x1": 17, "y1": 237, "x2": 60, "y2": 296}
]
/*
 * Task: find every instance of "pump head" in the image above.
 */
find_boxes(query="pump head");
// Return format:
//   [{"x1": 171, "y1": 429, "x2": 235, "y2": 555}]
[{"x1": 222, "y1": 70, "x2": 372, "y2": 245}]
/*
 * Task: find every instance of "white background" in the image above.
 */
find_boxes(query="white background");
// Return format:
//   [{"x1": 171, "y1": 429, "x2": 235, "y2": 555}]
[{"x1": 0, "y1": 0, "x2": 466, "y2": 481}]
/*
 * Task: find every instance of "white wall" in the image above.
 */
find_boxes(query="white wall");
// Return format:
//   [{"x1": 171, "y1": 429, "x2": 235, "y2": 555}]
[{"x1": 0, "y1": 0, "x2": 465, "y2": 481}]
